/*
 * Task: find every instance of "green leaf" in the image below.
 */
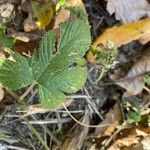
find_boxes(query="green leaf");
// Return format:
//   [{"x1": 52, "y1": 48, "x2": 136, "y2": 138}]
[
  {"x1": 0, "y1": 130, "x2": 8, "y2": 138},
  {"x1": 58, "y1": 19, "x2": 90, "y2": 56},
  {"x1": 126, "y1": 111, "x2": 141, "y2": 123},
  {"x1": 30, "y1": 30, "x2": 56, "y2": 80},
  {"x1": 144, "y1": 74, "x2": 150, "y2": 84},
  {"x1": 0, "y1": 51, "x2": 33, "y2": 90},
  {"x1": 39, "y1": 84, "x2": 65, "y2": 108},
  {"x1": 67, "y1": 6, "x2": 88, "y2": 22},
  {"x1": 0, "y1": 18, "x2": 91, "y2": 109},
  {"x1": 56, "y1": 0, "x2": 66, "y2": 11},
  {"x1": 57, "y1": 66, "x2": 87, "y2": 93}
]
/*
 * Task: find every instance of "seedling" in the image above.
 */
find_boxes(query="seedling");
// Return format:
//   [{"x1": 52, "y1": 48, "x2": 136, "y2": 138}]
[{"x1": 0, "y1": 18, "x2": 91, "y2": 109}]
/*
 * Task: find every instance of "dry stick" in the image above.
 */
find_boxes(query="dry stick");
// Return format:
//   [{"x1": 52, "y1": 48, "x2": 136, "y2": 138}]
[
  {"x1": 20, "y1": 82, "x2": 36, "y2": 100},
  {"x1": 30, "y1": 115, "x2": 61, "y2": 145},
  {"x1": 24, "y1": 117, "x2": 49, "y2": 150},
  {"x1": 84, "y1": 87, "x2": 104, "y2": 120},
  {"x1": 4, "y1": 88, "x2": 50, "y2": 149},
  {"x1": 4, "y1": 144, "x2": 29, "y2": 150},
  {"x1": 144, "y1": 86, "x2": 150, "y2": 94},
  {"x1": 62, "y1": 102, "x2": 113, "y2": 128}
]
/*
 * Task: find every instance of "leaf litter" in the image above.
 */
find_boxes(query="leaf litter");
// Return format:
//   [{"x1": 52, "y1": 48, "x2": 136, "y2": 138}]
[
  {"x1": 107, "y1": 0, "x2": 150, "y2": 23},
  {"x1": 0, "y1": 0, "x2": 150, "y2": 149}
]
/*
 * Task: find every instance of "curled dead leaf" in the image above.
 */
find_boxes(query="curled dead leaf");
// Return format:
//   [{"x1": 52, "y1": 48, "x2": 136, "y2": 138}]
[
  {"x1": 108, "y1": 135, "x2": 139, "y2": 150},
  {"x1": 93, "y1": 18, "x2": 150, "y2": 49},
  {"x1": 107, "y1": 0, "x2": 150, "y2": 23},
  {"x1": 87, "y1": 18, "x2": 150, "y2": 63},
  {"x1": 91, "y1": 103, "x2": 122, "y2": 138},
  {"x1": 114, "y1": 49, "x2": 150, "y2": 97}
]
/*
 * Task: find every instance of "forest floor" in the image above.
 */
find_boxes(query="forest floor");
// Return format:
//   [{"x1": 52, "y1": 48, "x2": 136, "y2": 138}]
[{"x1": 0, "y1": 0, "x2": 150, "y2": 150}]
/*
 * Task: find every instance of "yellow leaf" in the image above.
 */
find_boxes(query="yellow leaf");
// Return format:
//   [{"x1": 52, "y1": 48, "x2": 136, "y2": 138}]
[
  {"x1": 31, "y1": 0, "x2": 54, "y2": 28},
  {"x1": 92, "y1": 18, "x2": 150, "y2": 49}
]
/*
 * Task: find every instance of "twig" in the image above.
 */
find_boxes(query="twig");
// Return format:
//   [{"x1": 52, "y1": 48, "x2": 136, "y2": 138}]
[
  {"x1": 20, "y1": 82, "x2": 36, "y2": 100},
  {"x1": 22, "y1": 118, "x2": 71, "y2": 125},
  {"x1": 84, "y1": 87, "x2": 104, "y2": 120},
  {"x1": 31, "y1": 115, "x2": 61, "y2": 145},
  {"x1": 66, "y1": 95, "x2": 91, "y2": 99},
  {"x1": 62, "y1": 102, "x2": 113, "y2": 128},
  {"x1": 24, "y1": 117, "x2": 49, "y2": 150},
  {"x1": 4, "y1": 88, "x2": 50, "y2": 149},
  {"x1": 144, "y1": 86, "x2": 150, "y2": 94},
  {"x1": 4, "y1": 144, "x2": 29, "y2": 150}
]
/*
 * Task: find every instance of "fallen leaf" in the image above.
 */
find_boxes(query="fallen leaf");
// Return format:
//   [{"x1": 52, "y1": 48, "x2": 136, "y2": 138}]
[
  {"x1": 10, "y1": 32, "x2": 42, "y2": 42},
  {"x1": 65, "y1": 0, "x2": 84, "y2": 8},
  {"x1": 61, "y1": 110, "x2": 90, "y2": 150},
  {"x1": 53, "y1": 8, "x2": 70, "y2": 29},
  {"x1": 23, "y1": 14, "x2": 38, "y2": 32},
  {"x1": 91, "y1": 103, "x2": 122, "y2": 138},
  {"x1": 54, "y1": 0, "x2": 85, "y2": 29},
  {"x1": 107, "y1": 0, "x2": 150, "y2": 23},
  {"x1": 31, "y1": 0, "x2": 55, "y2": 28},
  {"x1": 114, "y1": 49, "x2": 150, "y2": 97},
  {"x1": 136, "y1": 129, "x2": 148, "y2": 137},
  {"x1": 0, "y1": 3, "x2": 14, "y2": 18},
  {"x1": 86, "y1": 50, "x2": 96, "y2": 64},
  {"x1": 141, "y1": 136, "x2": 150, "y2": 150},
  {"x1": 108, "y1": 135, "x2": 139, "y2": 150},
  {"x1": 92, "y1": 18, "x2": 150, "y2": 49}
]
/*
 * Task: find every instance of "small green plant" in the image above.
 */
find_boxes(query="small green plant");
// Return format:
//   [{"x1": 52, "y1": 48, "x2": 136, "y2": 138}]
[
  {"x1": 0, "y1": 23, "x2": 15, "y2": 48},
  {"x1": 92, "y1": 41, "x2": 118, "y2": 82},
  {"x1": 0, "y1": 130, "x2": 9, "y2": 138},
  {"x1": 0, "y1": 18, "x2": 91, "y2": 109},
  {"x1": 144, "y1": 74, "x2": 150, "y2": 85},
  {"x1": 123, "y1": 97, "x2": 142, "y2": 123}
]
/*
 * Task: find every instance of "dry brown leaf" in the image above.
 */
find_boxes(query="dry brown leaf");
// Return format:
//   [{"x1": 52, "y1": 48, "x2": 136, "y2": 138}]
[
  {"x1": 115, "y1": 49, "x2": 150, "y2": 97},
  {"x1": 53, "y1": 8, "x2": 70, "y2": 29},
  {"x1": 86, "y1": 50, "x2": 96, "y2": 64},
  {"x1": 10, "y1": 32, "x2": 42, "y2": 42},
  {"x1": 108, "y1": 135, "x2": 139, "y2": 150},
  {"x1": 92, "y1": 18, "x2": 150, "y2": 49},
  {"x1": 0, "y1": 3, "x2": 14, "y2": 18},
  {"x1": 107, "y1": 0, "x2": 150, "y2": 23},
  {"x1": 141, "y1": 136, "x2": 150, "y2": 150},
  {"x1": 61, "y1": 111, "x2": 90, "y2": 150},
  {"x1": 136, "y1": 129, "x2": 148, "y2": 137},
  {"x1": 23, "y1": 14, "x2": 38, "y2": 32},
  {"x1": 22, "y1": 104, "x2": 49, "y2": 117},
  {"x1": 54, "y1": 0, "x2": 84, "y2": 29},
  {"x1": 65, "y1": 0, "x2": 84, "y2": 8},
  {"x1": 91, "y1": 103, "x2": 122, "y2": 138}
]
